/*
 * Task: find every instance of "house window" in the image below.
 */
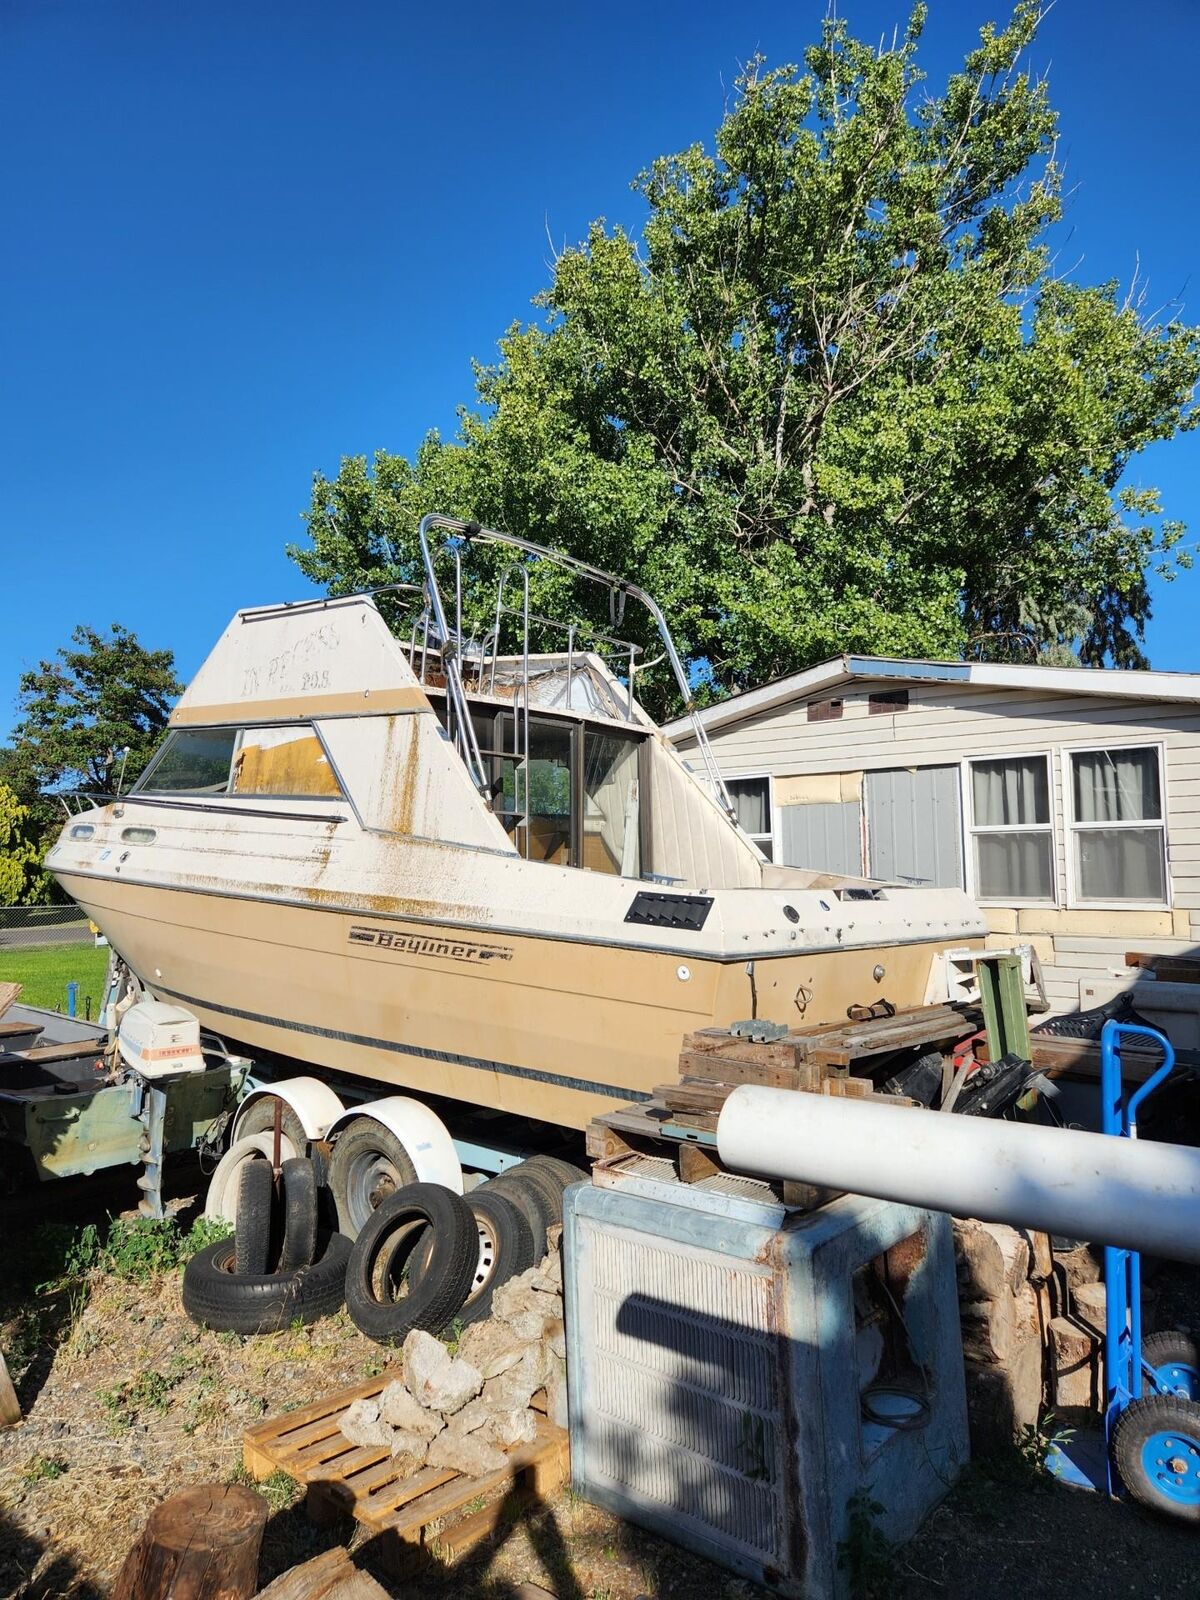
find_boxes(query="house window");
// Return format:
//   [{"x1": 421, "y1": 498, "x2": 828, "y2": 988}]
[
  {"x1": 868, "y1": 689, "x2": 909, "y2": 714},
  {"x1": 727, "y1": 776, "x2": 774, "y2": 862},
  {"x1": 807, "y1": 699, "x2": 843, "y2": 722},
  {"x1": 966, "y1": 754, "x2": 1055, "y2": 902},
  {"x1": 1069, "y1": 747, "x2": 1167, "y2": 904}
]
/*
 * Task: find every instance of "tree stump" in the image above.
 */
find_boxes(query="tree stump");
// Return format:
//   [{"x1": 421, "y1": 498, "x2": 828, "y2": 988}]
[{"x1": 111, "y1": 1484, "x2": 267, "y2": 1600}]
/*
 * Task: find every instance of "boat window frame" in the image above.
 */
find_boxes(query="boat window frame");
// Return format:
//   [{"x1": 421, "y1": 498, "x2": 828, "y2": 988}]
[
  {"x1": 133, "y1": 722, "x2": 346, "y2": 802},
  {"x1": 458, "y1": 693, "x2": 645, "y2": 875}
]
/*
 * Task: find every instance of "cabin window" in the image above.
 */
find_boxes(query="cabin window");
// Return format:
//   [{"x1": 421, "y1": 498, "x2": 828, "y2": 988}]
[
  {"x1": 1068, "y1": 746, "x2": 1167, "y2": 904},
  {"x1": 231, "y1": 727, "x2": 343, "y2": 797},
  {"x1": 726, "y1": 775, "x2": 774, "y2": 862},
  {"x1": 966, "y1": 754, "x2": 1055, "y2": 903},
  {"x1": 136, "y1": 725, "x2": 342, "y2": 798},
  {"x1": 135, "y1": 728, "x2": 239, "y2": 794},
  {"x1": 582, "y1": 730, "x2": 641, "y2": 877}
]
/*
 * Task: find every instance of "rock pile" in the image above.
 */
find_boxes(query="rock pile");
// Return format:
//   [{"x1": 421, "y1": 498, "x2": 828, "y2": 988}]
[{"x1": 338, "y1": 1243, "x2": 566, "y2": 1479}]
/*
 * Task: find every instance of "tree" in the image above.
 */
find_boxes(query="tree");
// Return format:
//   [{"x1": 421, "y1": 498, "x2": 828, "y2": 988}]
[
  {"x1": 11, "y1": 624, "x2": 182, "y2": 796},
  {"x1": 289, "y1": 4, "x2": 1199, "y2": 712},
  {"x1": 0, "y1": 784, "x2": 49, "y2": 906}
]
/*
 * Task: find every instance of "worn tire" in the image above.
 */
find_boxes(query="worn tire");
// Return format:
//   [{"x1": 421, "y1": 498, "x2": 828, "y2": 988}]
[
  {"x1": 182, "y1": 1232, "x2": 350, "y2": 1335},
  {"x1": 526, "y1": 1155, "x2": 589, "y2": 1198},
  {"x1": 328, "y1": 1118, "x2": 419, "y2": 1240},
  {"x1": 278, "y1": 1158, "x2": 319, "y2": 1273},
  {"x1": 204, "y1": 1133, "x2": 298, "y2": 1224},
  {"x1": 236, "y1": 1095, "x2": 307, "y2": 1155},
  {"x1": 345, "y1": 1183, "x2": 477, "y2": 1345},
  {"x1": 483, "y1": 1166, "x2": 555, "y2": 1259},
  {"x1": 234, "y1": 1159, "x2": 275, "y2": 1276},
  {"x1": 411, "y1": 1187, "x2": 535, "y2": 1327},
  {"x1": 1112, "y1": 1392, "x2": 1200, "y2": 1521}
]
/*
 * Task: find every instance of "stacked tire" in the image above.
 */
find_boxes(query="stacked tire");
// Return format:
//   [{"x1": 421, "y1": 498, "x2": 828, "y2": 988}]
[
  {"x1": 183, "y1": 1155, "x2": 349, "y2": 1334},
  {"x1": 340, "y1": 1155, "x2": 588, "y2": 1347}
]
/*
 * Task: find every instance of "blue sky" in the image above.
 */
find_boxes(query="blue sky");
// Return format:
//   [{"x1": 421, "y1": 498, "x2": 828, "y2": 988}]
[{"x1": 2, "y1": 0, "x2": 1198, "y2": 732}]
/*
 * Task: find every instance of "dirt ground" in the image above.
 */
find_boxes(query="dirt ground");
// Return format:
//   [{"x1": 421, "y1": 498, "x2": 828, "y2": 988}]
[{"x1": 1, "y1": 1169, "x2": 1197, "y2": 1600}]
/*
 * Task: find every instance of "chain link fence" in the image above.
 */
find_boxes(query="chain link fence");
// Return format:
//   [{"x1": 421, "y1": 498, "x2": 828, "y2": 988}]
[{"x1": 0, "y1": 903, "x2": 93, "y2": 947}]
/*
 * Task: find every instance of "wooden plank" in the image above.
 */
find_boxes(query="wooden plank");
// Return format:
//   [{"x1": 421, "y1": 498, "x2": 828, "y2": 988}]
[
  {"x1": 0, "y1": 983, "x2": 22, "y2": 1019},
  {"x1": 676, "y1": 1050, "x2": 810, "y2": 1088},
  {"x1": 0, "y1": 1021, "x2": 42, "y2": 1042},
  {"x1": 677, "y1": 1143, "x2": 723, "y2": 1184}
]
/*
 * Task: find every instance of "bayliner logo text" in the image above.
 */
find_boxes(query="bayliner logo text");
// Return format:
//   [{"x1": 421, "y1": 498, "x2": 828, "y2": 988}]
[{"x1": 349, "y1": 926, "x2": 514, "y2": 964}]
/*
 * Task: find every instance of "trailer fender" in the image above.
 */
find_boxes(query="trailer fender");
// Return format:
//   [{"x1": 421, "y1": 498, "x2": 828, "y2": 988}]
[
  {"x1": 326, "y1": 1097, "x2": 463, "y2": 1194},
  {"x1": 232, "y1": 1077, "x2": 345, "y2": 1144},
  {"x1": 203, "y1": 1131, "x2": 299, "y2": 1223}
]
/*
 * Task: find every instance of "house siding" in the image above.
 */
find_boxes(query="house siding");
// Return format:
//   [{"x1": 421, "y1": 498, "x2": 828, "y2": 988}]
[{"x1": 676, "y1": 682, "x2": 1200, "y2": 1015}]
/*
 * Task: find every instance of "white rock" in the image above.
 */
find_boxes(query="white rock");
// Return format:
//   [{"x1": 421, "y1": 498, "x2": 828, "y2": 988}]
[
  {"x1": 447, "y1": 1398, "x2": 490, "y2": 1436},
  {"x1": 485, "y1": 1407, "x2": 538, "y2": 1450},
  {"x1": 339, "y1": 1397, "x2": 392, "y2": 1449},
  {"x1": 389, "y1": 1428, "x2": 429, "y2": 1470},
  {"x1": 544, "y1": 1353, "x2": 568, "y2": 1431},
  {"x1": 545, "y1": 1318, "x2": 567, "y2": 1360},
  {"x1": 379, "y1": 1380, "x2": 442, "y2": 1440},
  {"x1": 457, "y1": 1319, "x2": 537, "y2": 1381},
  {"x1": 402, "y1": 1329, "x2": 482, "y2": 1415},
  {"x1": 491, "y1": 1269, "x2": 540, "y2": 1325},
  {"x1": 426, "y1": 1428, "x2": 508, "y2": 1478},
  {"x1": 482, "y1": 1345, "x2": 543, "y2": 1413}
]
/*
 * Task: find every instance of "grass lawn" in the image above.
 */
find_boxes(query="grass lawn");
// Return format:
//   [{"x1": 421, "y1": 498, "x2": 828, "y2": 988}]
[{"x1": 0, "y1": 941, "x2": 110, "y2": 1013}]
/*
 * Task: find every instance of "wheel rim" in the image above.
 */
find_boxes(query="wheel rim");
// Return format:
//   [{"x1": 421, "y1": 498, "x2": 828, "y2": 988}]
[
  {"x1": 1153, "y1": 1362, "x2": 1200, "y2": 1402},
  {"x1": 464, "y1": 1216, "x2": 499, "y2": 1305},
  {"x1": 346, "y1": 1150, "x2": 406, "y2": 1229},
  {"x1": 1140, "y1": 1430, "x2": 1200, "y2": 1506}
]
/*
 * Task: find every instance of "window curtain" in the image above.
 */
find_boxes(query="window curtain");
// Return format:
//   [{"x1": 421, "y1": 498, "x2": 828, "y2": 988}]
[
  {"x1": 1072, "y1": 749, "x2": 1160, "y2": 823},
  {"x1": 971, "y1": 757, "x2": 1049, "y2": 826},
  {"x1": 729, "y1": 779, "x2": 770, "y2": 836},
  {"x1": 1072, "y1": 749, "x2": 1165, "y2": 901}
]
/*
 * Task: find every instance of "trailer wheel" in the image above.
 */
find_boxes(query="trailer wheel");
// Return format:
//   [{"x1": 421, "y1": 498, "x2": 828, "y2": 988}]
[
  {"x1": 344, "y1": 1183, "x2": 477, "y2": 1345},
  {"x1": 182, "y1": 1233, "x2": 350, "y2": 1335},
  {"x1": 482, "y1": 1165, "x2": 556, "y2": 1259},
  {"x1": 235, "y1": 1095, "x2": 307, "y2": 1155},
  {"x1": 277, "y1": 1158, "x2": 319, "y2": 1273},
  {"x1": 328, "y1": 1118, "x2": 419, "y2": 1240},
  {"x1": 1113, "y1": 1393, "x2": 1200, "y2": 1521},
  {"x1": 234, "y1": 1159, "x2": 275, "y2": 1276},
  {"x1": 410, "y1": 1188, "x2": 535, "y2": 1327},
  {"x1": 1144, "y1": 1331, "x2": 1200, "y2": 1401}
]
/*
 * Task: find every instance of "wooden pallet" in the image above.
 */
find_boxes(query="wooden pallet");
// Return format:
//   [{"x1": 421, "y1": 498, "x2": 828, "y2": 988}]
[{"x1": 244, "y1": 1379, "x2": 569, "y2": 1576}]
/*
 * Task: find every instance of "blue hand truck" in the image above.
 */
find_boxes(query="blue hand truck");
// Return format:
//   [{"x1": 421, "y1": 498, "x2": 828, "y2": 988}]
[{"x1": 1049, "y1": 1019, "x2": 1200, "y2": 1519}]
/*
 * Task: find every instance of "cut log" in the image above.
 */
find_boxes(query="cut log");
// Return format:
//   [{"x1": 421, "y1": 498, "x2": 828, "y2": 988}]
[
  {"x1": 112, "y1": 1483, "x2": 267, "y2": 1600},
  {"x1": 0, "y1": 1349, "x2": 20, "y2": 1428},
  {"x1": 254, "y1": 1548, "x2": 390, "y2": 1600}
]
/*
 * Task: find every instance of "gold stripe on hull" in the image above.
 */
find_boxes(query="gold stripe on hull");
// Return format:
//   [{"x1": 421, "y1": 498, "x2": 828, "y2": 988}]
[{"x1": 58, "y1": 873, "x2": 970, "y2": 1131}]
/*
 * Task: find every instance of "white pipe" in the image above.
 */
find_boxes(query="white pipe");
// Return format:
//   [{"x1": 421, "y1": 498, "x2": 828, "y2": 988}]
[{"x1": 717, "y1": 1086, "x2": 1200, "y2": 1264}]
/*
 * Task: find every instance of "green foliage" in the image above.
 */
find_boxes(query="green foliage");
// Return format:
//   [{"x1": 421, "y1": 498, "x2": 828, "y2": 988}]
[
  {"x1": 31, "y1": 1213, "x2": 231, "y2": 1295},
  {"x1": 10, "y1": 622, "x2": 181, "y2": 798},
  {"x1": 21, "y1": 1455, "x2": 67, "y2": 1487},
  {"x1": 0, "y1": 782, "x2": 52, "y2": 904},
  {"x1": 837, "y1": 1490, "x2": 892, "y2": 1595},
  {"x1": 0, "y1": 940, "x2": 110, "y2": 1013},
  {"x1": 291, "y1": 5, "x2": 1198, "y2": 703}
]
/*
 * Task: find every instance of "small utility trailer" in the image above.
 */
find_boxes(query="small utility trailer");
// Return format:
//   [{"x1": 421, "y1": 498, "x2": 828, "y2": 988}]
[{"x1": 0, "y1": 1000, "x2": 247, "y2": 1214}]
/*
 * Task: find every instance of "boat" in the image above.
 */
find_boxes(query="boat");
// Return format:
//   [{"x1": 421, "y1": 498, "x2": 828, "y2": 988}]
[{"x1": 47, "y1": 516, "x2": 986, "y2": 1131}]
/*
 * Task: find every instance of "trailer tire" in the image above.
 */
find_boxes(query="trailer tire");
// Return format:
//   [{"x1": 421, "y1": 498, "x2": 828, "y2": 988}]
[
  {"x1": 483, "y1": 1166, "x2": 556, "y2": 1259},
  {"x1": 234, "y1": 1159, "x2": 275, "y2": 1276},
  {"x1": 278, "y1": 1158, "x2": 319, "y2": 1273},
  {"x1": 410, "y1": 1188, "x2": 535, "y2": 1327},
  {"x1": 235, "y1": 1095, "x2": 308, "y2": 1155},
  {"x1": 182, "y1": 1233, "x2": 350, "y2": 1335},
  {"x1": 1112, "y1": 1392, "x2": 1200, "y2": 1521},
  {"x1": 345, "y1": 1184, "x2": 477, "y2": 1345},
  {"x1": 328, "y1": 1119, "x2": 419, "y2": 1240}
]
